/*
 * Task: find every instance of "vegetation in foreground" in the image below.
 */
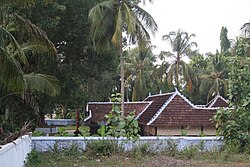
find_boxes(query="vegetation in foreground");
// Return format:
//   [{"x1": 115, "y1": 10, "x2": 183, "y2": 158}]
[{"x1": 25, "y1": 140, "x2": 250, "y2": 167}]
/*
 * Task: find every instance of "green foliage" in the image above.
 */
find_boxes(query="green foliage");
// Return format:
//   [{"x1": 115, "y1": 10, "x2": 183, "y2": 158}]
[
  {"x1": 181, "y1": 129, "x2": 187, "y2": 136},
  {"x1": 54, "y1": 127, "x2": 69, "y2": 136},
  {"x1": 160, "y1": 29, "x2": 197, "y2": 91},
  {"x1": 220, "y1": 26, "x2": 231, "y2": 53},
  {"x1": 32, "y1": 130, "x2": 43, "y2": 136},
  {"x1": 163, "y1": 139, "x2": 179, "y2": 157},
  {"x1": 214, "y1": 38, "x2": 250, "y2": 152},
  {"x1": 124, "y1": 45, "x2": 157, "y2": 101},
  {"x1": 180, "y1": 142, "x2": 204, "y2": 159},
  {"x1": 25, "y1": 150, "x2": 41, "y2": 167},
  {"x1": 85, "y1": 140, "x2": 120, "y2": 157},
  {"x1": 99, "y1": 93, "x2": 140, "y2": 139},
  {"x1": 128, "y1": 143, "x2": 154, "y2": 161}
]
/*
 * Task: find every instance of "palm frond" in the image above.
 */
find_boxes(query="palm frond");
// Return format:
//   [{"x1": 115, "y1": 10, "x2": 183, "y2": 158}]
[
  {"x1": 159, "y1": 51, "x2": 175, "y2": 60},
  {"x1": 133, "y1": 5, "x2": 158, "y2": 36},
  {"x1": 0, "y1": 48, "x2": 25, "y2": 92},
  {"x1": 112, "y1": 7, "x2": 122, "y2": 45},
  {"x1": 14, "y1": 14, "x2": 57, "y2": 56},
  {"x1": 24, "y1": 73, "x2": 61, "y2": 97}
]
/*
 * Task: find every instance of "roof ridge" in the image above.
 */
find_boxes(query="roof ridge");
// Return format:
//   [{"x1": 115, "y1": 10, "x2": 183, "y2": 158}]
[
  {"x1": 208, "y1": 95, "x2": 228, "y2": 108},
  {"x1": 135, "y1": 101, "x2": 153, "y2": 120},
  {"x1": 147, "y1": 91, "x2": 178, "y2": 125},
  {"x1": 145, "y1": 91, "x2": 175, "y2": 99},
  {"x1": 175, "y1": 90, "x2": 197, "y2": 108}
]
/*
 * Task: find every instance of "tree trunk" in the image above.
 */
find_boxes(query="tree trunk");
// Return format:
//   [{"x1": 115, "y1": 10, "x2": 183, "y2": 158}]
[
  {"x1": 176, "y1": 52, "x2": 180, "y2": 89},
  {"x1": 120, "y1": 41, "x2": 125, "y2": 118},
  {"x1": 38, "y1": 111, "x2": 46, "y2": 127}
]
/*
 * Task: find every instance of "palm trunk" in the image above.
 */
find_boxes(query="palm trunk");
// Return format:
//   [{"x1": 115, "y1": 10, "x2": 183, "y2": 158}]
[
  {"x1": 176, "y1": 52, "x2": 180, "y2": 89},
  {"x1": 120, "y1": 39, "x2": 125, "y2": 118}
]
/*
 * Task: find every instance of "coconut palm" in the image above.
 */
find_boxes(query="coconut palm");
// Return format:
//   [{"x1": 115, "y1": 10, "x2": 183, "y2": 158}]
[
  {"x1": 125, "y1": 44, "x2": 156, "y2": 101},
  {"x1": 241, "y1": 22, "x2": 250, "y2": 37},
  {"x1": 199, "y1": 53, "x2": 228, "y2": 102},
  {"x1": 0, "y1": 2, "x2": 60, "y2": 132},
  {"x1": 0, "y1": 10, "x2": 58, "y2": 94},
  {"x1": 0, "y1": 4, "x2": 60, "y2": 99},
  {"x1": 89, "y1": 0, "x2": 157, "y2": 116},
  {"x1": 160, "y1": 29, "x2": 197, "y2": 90}
]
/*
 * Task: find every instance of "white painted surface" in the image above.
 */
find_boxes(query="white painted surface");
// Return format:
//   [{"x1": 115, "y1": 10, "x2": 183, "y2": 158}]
[
  {"x1": 45, "y1": 119, "x2": 76, "y2": 126},
  {"x1": 0, "y1": 134, "x2": 32, "y2": 167},
  {"x1": 32, "y1": 136, "x2": 223, "y2": 152}
]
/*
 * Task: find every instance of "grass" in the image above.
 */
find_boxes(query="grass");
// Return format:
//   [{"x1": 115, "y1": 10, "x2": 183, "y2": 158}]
[
  {"x1": 25, "y1": 141, "x2": 250, "y2": 167},
  {"x1": 25, "y1": 151, "x2": 250, "y2": 167}
]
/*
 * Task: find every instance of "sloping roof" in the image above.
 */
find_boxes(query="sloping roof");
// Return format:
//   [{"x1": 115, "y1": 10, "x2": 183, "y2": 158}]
[
  {"x1": 206, "y1": 95, "x2": 229, "y2": 108},
  {"x1": 85, "y1": 90, "x2": 229, "y2": 127},
  {"x1": 137, "y1": 92, "x2": 174, "y2": 125},
  {"x1": 137, "y1": 90, "x2": 220, "y2": 127},
  {"x1": 85, "y1": 102, "x2": 151, "y2": 124},
  {"x1": 148, "y1": 95, "x2": 216, "y2": 126}
]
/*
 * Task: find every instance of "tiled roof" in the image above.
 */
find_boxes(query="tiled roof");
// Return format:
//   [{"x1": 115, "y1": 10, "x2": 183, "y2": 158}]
[
  {"x1": 137, "y1": 90, "x2": 225, "y2": 127},
  {"x1": 150, "y1": 95, "x2": 216, "y2": 126},
  {"x1": 206, "y1": 95, "x2": 229, "y2": 108},
  {"x1": 86, "y1": 102, "x2": 150, "y2": 124},
  {"x1": 137, "y1": 93, "x2": 173, "y2": 125},
  {"x1": 85, "y1": 90, "x2": 229, "y2": 128}
]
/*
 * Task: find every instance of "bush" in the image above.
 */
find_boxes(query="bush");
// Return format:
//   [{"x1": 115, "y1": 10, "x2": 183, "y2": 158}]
[
  {"x1": 25, "y1": 150, "x2": 41, "y2": 167},
  {"x1": 129, "y1": 143, "x2": 154, "y2": 159},
  {"x1": 85, "y1": 140, "x2": 120, "y2": 157},
  {"x1": 180, "y1": 142, "x2": 204, "y2": 159},
  {"x1": 163, "y1": 139, "x2": 179, "y2": 157}
]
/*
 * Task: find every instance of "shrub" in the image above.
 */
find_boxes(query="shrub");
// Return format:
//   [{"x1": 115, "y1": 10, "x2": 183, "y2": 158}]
[
  {"x1": 25, "y1": 150, "x2": 41, "y2": 167},
  {"x1": 85, "y1": 140, "x2": 120, "y2": 157}
]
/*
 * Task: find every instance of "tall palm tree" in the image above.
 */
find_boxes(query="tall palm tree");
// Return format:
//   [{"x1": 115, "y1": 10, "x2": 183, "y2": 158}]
[
  {"x1": 89, "y1": 0, "x2": 157, "y2": 116},
  {"x1": 124, "y1": 44, "x2": 156, "y2": 101},
  {"x1": 199, "y1": 53, "x2": 228, "y2": 102},
  {"x1": 160, "y1": 29, "x2": 197, "y2": 90}
]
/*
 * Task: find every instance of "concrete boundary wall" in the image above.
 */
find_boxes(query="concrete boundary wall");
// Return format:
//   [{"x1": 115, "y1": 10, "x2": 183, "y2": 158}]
[
  {"x1": 0, "y1": 134, "x2": 32, "y2": 167},
  {"x1": 32, "y1": 136, "x2": 223, "y2": 152},
  {"x1": 45, "y1": 119, "x2": 75, "y2": 126}
]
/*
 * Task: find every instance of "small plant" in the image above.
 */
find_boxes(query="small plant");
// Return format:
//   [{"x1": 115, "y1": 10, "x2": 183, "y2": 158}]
[
  {"x1": 129, "y1": 143, "x2": 153, "y2": 159},
  {"x1": 199, "y1": 131, "x2": 207, "y2": 137},
  {"x1": 54, "y1": 127, "x2": 70, "y2": 136},
  {"x1": 32, "y1": 130, "x2": 43, "y2": 137},
  {"x1": 180, "y1": 142, "x2": 204, "y2": 160},
  {"x1": 99, "y1": 93, "x2": 140, "y2": 139},
  {"x1": 85, "y1": 140, "x2": 120, "y2": 157},
  {"x1": 25, "y1": 150, "x2": 41, "y2": 167},
  {"x1": 163, "y1": 139, "x2": 179, "y2": 157},
  {"x1": 181, "y1": 129, "x2": 187, "y2": 136},
  {"x1": 63, "y1": 142, "x2": 83, "y2": 156}
]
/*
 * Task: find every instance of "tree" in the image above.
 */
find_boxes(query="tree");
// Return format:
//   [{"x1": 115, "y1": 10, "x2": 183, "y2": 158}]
[
  {"x1": 241, "y1": 22, "x2": 250, "y2": 37},
  {"x1": 188, "y1": 52, "x2": 209, "y2": 104},
  {"x1": 160, "y1": 29, "x2": 197, "y2": 90},
  {"x1": 124, "y1": 44, "x2": 156, "y2": 101},
  {"x1": 214, "y1": 38, "x2": 250, "y2": 151},
  {"x1": 199, "y1": 53, "x2": 228, "y2": 102},
  {"x1": 0, "y1": 4, "x2": 59, "y2": 96},
  {"x1": 0, "y1": 1, "x2": 61, "y2": 127},
  {"x1": 23, "y1": 0, "x2": 119, "y2": 113},
  {"x1": 220, "y1": 26, "x2": 231, "y2": 53},
  {"x1": 89, "y1": 0, "x2": 157, "y2": 116}
]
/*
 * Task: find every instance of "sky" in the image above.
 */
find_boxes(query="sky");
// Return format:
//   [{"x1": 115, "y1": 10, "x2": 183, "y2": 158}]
[{"x1": 141, "y1": 0, "x2": 250, "y2": 55}]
